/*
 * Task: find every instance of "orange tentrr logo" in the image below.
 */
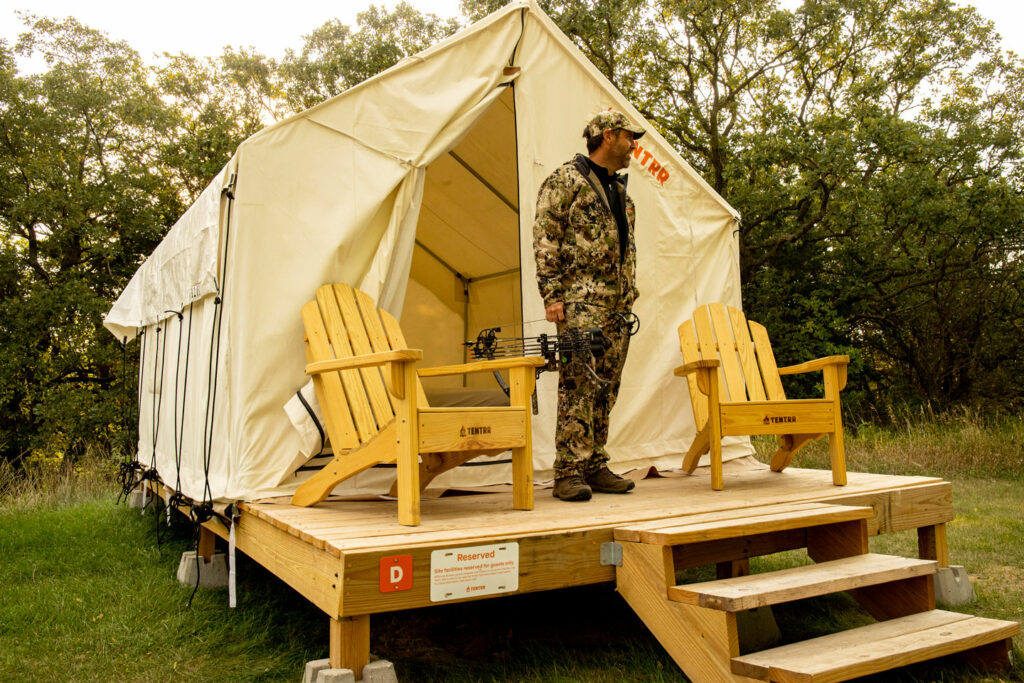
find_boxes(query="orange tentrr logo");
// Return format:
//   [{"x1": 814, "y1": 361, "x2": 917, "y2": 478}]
[{"x1": 632, "y1": 143, "x2": 670, "y2": 186}]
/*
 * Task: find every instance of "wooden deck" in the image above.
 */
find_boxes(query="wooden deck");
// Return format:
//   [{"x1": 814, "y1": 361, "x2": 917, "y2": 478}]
[{"x1": 213, "y1": 464, "x2": 952, "y2": 621}]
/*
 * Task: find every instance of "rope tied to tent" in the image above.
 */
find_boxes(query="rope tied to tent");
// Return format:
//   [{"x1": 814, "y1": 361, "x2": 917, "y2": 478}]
[
  {"x1": 117, "y1": 328, "x2": 146, "y2": 505},
  {"x1": 168, "y1": 305, "x2": 194, "y2": 526}
]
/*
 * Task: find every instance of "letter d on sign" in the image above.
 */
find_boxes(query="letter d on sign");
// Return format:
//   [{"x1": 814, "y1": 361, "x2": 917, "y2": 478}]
[{"x1": 379, "y1": 554, "x2": 414, "y2": 593}]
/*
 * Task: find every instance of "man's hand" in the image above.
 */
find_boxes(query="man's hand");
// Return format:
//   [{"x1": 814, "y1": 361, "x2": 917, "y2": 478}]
[{"x1": 545, "y1": 301, "x2": 565, "y2": 323}]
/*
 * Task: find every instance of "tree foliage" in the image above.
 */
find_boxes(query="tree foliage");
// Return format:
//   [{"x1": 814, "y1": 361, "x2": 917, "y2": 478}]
[
  {"x1": 464, "y1": 0, "x2": 1024, "y2": 416},
  {"x1": 1, "y1": 1, "x2": 1023, "y2": 466}
]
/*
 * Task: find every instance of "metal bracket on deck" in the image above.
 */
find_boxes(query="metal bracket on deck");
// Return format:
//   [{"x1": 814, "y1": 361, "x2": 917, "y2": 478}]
[{"x1": 600, "y1": 542, "x2": 622, "y2": 567}]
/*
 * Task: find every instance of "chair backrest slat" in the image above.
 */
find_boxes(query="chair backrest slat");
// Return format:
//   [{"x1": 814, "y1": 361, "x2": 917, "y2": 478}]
[
  {"x1": 728, "y1": 305, "x2": 767, "y2": 401},
  {"x1": 315, "y1": 285, "x2": 379, "y2": 442},
  {"x1": 692, "y1": 305, "x2": 729, "y2": 401},
  {"x1": 749, "y1": 320, "x2": 786, "y2": 400},
  {"x1": 378, "y1": 307, "x2": 430, "y2": 407},
  {"x1": 677, "y1": 319, "x2": 708, "y2": 430},
  {"x1": 301, "y1": 299, "x2": 360, "y2": 450},
  {"x1": 353, "y1": 287, "x2": 397, "y2": 414},
  {"x1": 333, "y1": 284, "x2": 395, "y2": 427},
  {"x1": 709, "y1": 303, "x2": 746, "y2": 402}
]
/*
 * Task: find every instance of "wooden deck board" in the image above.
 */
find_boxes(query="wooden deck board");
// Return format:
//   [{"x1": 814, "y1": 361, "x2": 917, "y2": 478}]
[
  {"x1": 197, "y1": 465, "x2": 956, "y2": 618},
  {"x1": 242, "y1": 468, "x2": 947, "y2": 554}
]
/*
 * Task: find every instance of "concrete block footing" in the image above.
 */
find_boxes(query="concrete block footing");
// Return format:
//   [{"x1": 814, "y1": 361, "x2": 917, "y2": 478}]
[
  {"x1": 317, "y1": 670, "x2": 355, "y2": 683},
  {"x1": 736, "y1": 606, "x2": 782, "y2": 653},
  {"x1": 303, "y1": 659, "x2": 331, "y2": 683},
  {"x1": 305, "y1": 658, "x2": 397, "y2": 683},
  {"x1": 176, "y1": 550, "x2": 229, "y2": 589},
  {"x1": 935, "y1": 565, "x2": 976, "y2": 606},
  {"x1": 361, "y1": 660, "x2": 398, "y2": 683},
  {"x1": 127, "y1": 489, "x2": 147, "y2": 509}
]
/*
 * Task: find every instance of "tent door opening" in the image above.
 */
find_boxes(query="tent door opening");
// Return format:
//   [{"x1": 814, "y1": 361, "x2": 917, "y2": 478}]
[{"x1": 400, "y1": 86, "x2": 522, "y2": 396}]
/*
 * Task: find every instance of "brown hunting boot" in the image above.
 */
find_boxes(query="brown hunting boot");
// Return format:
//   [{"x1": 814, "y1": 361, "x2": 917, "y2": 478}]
[
  {"x1": 585, "y1": 466, "x2": 635, "y2": 494},
  {"x1": 552, "y1": 474, "x2": 592, "y2": 501}
]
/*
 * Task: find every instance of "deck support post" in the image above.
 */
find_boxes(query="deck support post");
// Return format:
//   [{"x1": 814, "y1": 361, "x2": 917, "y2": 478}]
[
  {"x1": 198, "y1": 525, "x2": 217, "y2": 562},
  {"x1": 330, "y1": 615, "x2": 370, "y2": 679},
  {"x1": 917, "y1": 523, "x2": 950, "y2": 568}
]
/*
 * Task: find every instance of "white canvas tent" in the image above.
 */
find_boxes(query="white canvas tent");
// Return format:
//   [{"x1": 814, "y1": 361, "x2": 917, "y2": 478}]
[{"x1": 104, "y1": 0, "x2": 749, "y2": 503}]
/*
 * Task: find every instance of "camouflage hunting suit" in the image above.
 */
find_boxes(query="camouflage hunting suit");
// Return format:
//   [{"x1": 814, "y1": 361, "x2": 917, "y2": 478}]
[{"x1": 533, "y1": 153, "x2": 639, "y2": 477}]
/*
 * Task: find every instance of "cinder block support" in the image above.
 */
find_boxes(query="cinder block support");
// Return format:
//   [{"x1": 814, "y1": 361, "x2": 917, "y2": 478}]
[
  {"x1": 317, "y1": 669, "x2": 356, "y2": 683},
  {"x1": 304, "y1": 659, "x2": 331, "y2": 683},
  {"x1": 361, "y1": 659, "x2": 398, "y2": 683},
  {"x1": 176, "y1": 551, "x2": 229, "y2": 589},
  {"x1": 127, "y1": 489, "x2": 146, "y2": 509},
  {"x1": 935, "y1": 565, "x2": 976, "y2": 606}
]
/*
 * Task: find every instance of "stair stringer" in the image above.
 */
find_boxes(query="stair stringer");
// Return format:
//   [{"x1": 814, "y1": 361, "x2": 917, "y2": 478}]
[{"x1": 616, "y1": 541, "x2": 761, "y2": 683}]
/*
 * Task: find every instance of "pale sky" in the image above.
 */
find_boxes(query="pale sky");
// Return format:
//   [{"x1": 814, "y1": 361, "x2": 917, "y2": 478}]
[{"x1": 1, "y1": 0, "x2": 1022, "y2": 64}]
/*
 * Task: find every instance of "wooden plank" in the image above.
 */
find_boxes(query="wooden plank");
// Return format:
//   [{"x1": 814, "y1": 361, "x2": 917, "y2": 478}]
[
  {"x1": 615, "y1": 502, "x2": 844, "y2": 542},
  {"x1": 378, "y1": 308, "x2": 429, "y2": 407},
  {"x1": 417, "y1": 356, "x2": 546, "y2": 377},
  {"x1": 820, "y1": 480, "x2": 953, "y2": 535},
  {"x1": 230, "y1": 507, "x2": 343, "y2": 616},
  {"x1": 918, "y1": 523, "x2": 950, "y2": 567},
  {"x1": 197, "y1": 525, "x2": 216, "y2": 561},
  {"x1": 749, "y1": 320, "x2": 785, "y2": 401},
  {"x1": 509, "y1": 365, "x2": 535, "y2": 511},
  {"x1": 333, "y1": 284, "x2": 394, "y2": 429},
  {"x1": 306, "y1": 349, "x2": 423, "y2": 374},
  {"x1": 272, "y1": 476, "x2": 949, "y2": 555},
  {"x1": 630, "y1": 505, "x2": 874, "y2": 546},
  {"x1": 693, "y1": 305, "x2": 729, "y2": 405},
  {"x1": 709, "y1": 303, "x2": 748, "y2": 403},
  {"x1": 339, "y1": 529, "x2": 616, "y2": 615},
  {"x1": 669, "y1": 554, "x2": 936, "y2": 612},
  {"x1": 330, "y1": 615, "x2": 370, "y2": 679},
  {"x1": 418, "y1": 408, "x2": 527, "y2": 452},
  {"x1": 731, "y1": 610, "x2": 1019, "y2": 682},
  {"x1": 730, "y1": 306, "x2": 766, "y2": 401},
  {"x1": 719, "y1": 400, "x2": 835, "y2": 437},
  {"x1": 353, "y1": 287, "x2": 398, "y2": 414},
  {"x1": 822, "y1": 362, "x2": 847, "y2": 486},
  {"x1": 394, "y1": 360, "x2": 420, "y2": 526},
  {"x1": 672, "y1": 529, "x2": 809, "y2": 571},
  {"x1": 256, "y1": 471, "x2": 945, "y2": 543},
  {"x1": 678, "y1": 319, "x2": 709, "y2": 431},
  {"x1": 302, "y1": 300, "x2": 360, "y2": 450},
  {"x1": 317, "y1": 285, "x2": 378, "y2": 442},
  {"x1": 850, "y1": 574, "x2": 935, "y2": 621},
  {"x1": 806, "y1": 519, "x2": 868, "y2": 561},
  {"x1": 616, "y1": 542, "x2": 755, "y2": 682}
]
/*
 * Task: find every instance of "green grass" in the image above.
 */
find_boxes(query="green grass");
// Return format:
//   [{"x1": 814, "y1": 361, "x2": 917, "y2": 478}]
[{"x1": 2, "y1": 410, "x2": 1023, "y2": 681}]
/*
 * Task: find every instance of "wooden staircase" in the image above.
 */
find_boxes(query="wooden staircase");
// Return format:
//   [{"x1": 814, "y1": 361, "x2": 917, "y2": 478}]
[{"x1": 613, "y1": 502, "x2": 1018, "y2": 682}]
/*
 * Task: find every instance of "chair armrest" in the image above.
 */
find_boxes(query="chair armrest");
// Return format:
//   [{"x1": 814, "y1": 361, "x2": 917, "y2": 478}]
[
  {"x1": 306, "y1": 349, "x2": 423, "y2": 375},
  {"x1": 777, "y1": 355, "x2": 849, "y2": 376},
  {"x1": 418, "y1": 356, "x2": 547, "y2": 378},
  {"x1": 673, "y1": 359, "x2": 720, "y2": 377}
]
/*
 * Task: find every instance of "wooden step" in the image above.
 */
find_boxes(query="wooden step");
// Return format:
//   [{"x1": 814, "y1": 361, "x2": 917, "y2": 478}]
[
  {"x1": 731, "y1": 609, "x2": 1020, "y2": 682},
  {"x1": 614, "y1": 502, "x2": 873, "y2": 546},
  {"x1": 670, "y1": 553, "x2": 936, "y2": 611}
]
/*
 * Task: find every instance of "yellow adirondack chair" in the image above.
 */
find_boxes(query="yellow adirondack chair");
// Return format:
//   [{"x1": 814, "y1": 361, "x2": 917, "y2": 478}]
[
  {"x1": 291, "y1": 283, "x2": 546, "y2": 525},
  {"x1": 675, "y1": 303, "x2": 849, "y2": 490}
]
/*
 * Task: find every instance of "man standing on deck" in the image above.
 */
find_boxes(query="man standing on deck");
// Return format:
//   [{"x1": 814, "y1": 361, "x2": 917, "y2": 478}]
[{"x1": 533, "y1": 109, "x2": 643, "y2": 501}]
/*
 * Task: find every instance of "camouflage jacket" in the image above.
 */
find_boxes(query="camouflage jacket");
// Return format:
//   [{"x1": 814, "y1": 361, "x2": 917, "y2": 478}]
[{"x1": 533, "y1": 154, "x2": 639, "y2": 312}]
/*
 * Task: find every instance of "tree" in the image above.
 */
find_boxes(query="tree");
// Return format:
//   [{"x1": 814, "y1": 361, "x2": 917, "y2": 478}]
[
  {"x1": 462, "y1": 0, "x2": 1024, "y2": 414},
  {"x1": 0, "y1": 17, "x2": 180, "y2": 464},
  {"x1": 279, "y1": 2, "x2": 461, "y2": 112}
]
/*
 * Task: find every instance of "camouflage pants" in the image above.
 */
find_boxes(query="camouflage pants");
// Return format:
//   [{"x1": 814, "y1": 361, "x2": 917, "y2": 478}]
[{"x1": 553, "y1": 303, "x2": 631, "y2": 478}]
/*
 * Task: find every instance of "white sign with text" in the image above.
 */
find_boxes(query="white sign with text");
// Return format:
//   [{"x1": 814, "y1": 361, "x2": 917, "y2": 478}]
[{"x1": 429, "y1": 542, "x2": 519, "y2": 602}]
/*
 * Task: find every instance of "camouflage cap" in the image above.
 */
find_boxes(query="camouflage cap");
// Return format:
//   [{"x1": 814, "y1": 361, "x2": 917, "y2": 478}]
[{"x1": 585, "y1": 108, "x2": 646, "y2": 140}]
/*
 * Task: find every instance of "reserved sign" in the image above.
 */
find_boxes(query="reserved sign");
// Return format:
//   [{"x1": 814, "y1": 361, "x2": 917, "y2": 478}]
[{"x1": 429, "y1": 542, "x2": 519, "y2": 602}]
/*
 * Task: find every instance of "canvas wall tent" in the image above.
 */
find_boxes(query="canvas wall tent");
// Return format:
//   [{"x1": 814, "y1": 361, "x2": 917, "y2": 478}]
[{"x1": 104, "y1": 0, "x2": 748, "y2": 504}]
